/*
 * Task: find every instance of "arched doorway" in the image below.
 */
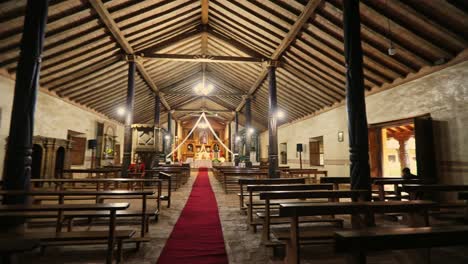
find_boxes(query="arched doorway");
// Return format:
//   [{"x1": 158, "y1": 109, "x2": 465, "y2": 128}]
[
  {"x1": 32, "y1": 144, "x2": 43, "y2": 179},
  {"x1": 55, "y1": 147, "x2": 65, "y2": 178}
]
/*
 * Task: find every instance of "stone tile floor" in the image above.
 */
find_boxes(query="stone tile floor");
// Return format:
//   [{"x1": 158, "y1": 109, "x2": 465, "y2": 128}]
[{"x1": 18, "y1": 170, "x2": 468, "y2": 263}]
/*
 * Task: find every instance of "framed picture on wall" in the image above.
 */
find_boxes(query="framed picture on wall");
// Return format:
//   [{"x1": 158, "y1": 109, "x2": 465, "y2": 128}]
[{"x1": 338, "y1": 131, "x2": 344, "y2": 142}]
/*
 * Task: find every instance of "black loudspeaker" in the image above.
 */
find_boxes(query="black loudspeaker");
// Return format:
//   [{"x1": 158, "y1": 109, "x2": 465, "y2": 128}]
[
  {"x1": 296, "y1": 143, "x2": 303, "y2": 152},
  {"x1": 88, "y1": 139, "x2": 97, "y2": 149}
]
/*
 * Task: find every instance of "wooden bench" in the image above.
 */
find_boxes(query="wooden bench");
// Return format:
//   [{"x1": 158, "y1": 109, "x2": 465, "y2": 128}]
[
  {"x1": 0, "y1": 203, "x2": 132, "y2": 264},
  {"x1": 221, "y1": 170, "x2": 268, "y2": 193},
  {"x1": 148, "y1": 167, "x2": 188, "y2": 189},
  {"x1": 320, "y1": 177, "x2": 350, "y2": 190},
  {"x1": 284, "y1": 169, "x2": 317, "y2": 182},
  {"x1": 0, "y1": 238, "x2": 40, "y2": 264},
  {"x1": 61, "y1": 168, "x2": 121, "y2": 179},
  {"x1": 403, "y1": 184, "x2": 468, "y2": 220},
  {"x1": 277, "y1": 200, "x2": 435, "y2": 264},
  {"x1": 245, "y1": 183, "x2": 334, "y2": 228},
  {"x1": 335, "y1": 225, "x2": 468, "y2": 264},
  {"x1": 238, "y1": 178, "x2": 306, "y2": 210},
  {"x1": 0, "y1": 190, "x2": 156, "y2": 239},
  {"x1": 258, "y1": 189, "x2": 368, "y2": 243},
  {"x1": 29, "y1": 178, "x2": 169, "y2": 208},
  {"x1": 372, "y1": 178, "x2": 428, "y2": 201}
]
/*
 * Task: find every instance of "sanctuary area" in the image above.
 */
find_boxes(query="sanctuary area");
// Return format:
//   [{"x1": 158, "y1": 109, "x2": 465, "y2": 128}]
[{"x1": 0, "y1": 0, "x2": 467, "y2": 264}]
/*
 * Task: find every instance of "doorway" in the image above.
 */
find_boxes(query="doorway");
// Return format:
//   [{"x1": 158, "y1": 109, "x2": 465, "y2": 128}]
[
  {"x1": 280, "y1": 143, "x2": 287, "y2": 164},
  {"x1": 32, "y1": 144, "x2": 43, "y2": 179},
  {"x1": 55, "y1": 147, "x2": 65, "y2": 178},
  {"x1": 368, "y1": 115, "x2": 436, "y2": 180}
]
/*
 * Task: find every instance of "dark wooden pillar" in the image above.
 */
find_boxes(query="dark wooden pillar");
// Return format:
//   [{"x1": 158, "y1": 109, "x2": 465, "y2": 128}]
[
  {"x1": 268, "y1": 64, "x2": 279, "y2": 178},
  {"x1": 234, "y1": 111, "x2": 240, "y2": 165},
  {"x1": 244, "y1": 97, "x2": 252, "y2": 167},
  {"x1": 228, "y1": 121, "x2": 232, "y2": 162},
  {"x1": 343, "y1": 0, "x2": 371, "y2": 196},
  {"x1": 165, "y1": 111, "x2": 172, "y2": 162},
  {"x1": 154, "y1": 94, "x2": 161, "y2": 127},
  {"x1": 121, "y1": 60, "x2": 135, "y2": 177},
  {"x1": 3, "y1": 0, "x2": 49, "y2": 206}
]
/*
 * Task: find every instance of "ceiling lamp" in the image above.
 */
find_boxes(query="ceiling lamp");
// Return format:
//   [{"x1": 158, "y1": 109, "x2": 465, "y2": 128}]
[
  {"x1": 198, "y1": 121, "x2": 208, "y2": 129},
  {"x1": 194, "y1": 71, "x2": 214, "y2": 95},
  {"x1": 194, "y1": 82, "x2": 214, "y2": 95},
  {"x1": 276, "y1": 109, "x2": 285, "y2": 119},
  {"x1": 117, "y1": 107, "x2": 126, "y2": 116}
]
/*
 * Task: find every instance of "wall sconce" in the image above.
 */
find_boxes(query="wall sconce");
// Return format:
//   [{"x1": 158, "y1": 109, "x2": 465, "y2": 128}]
[{"x1": 338, "y1": 131, "x2": 344, "y2": 142}]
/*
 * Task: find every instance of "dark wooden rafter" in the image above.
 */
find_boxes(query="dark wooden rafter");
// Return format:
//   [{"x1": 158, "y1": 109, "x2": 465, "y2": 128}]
[
  {"x1": 88, "y1": 0, "x2": 171, "y2": 110},
  {"x1": 140, "y1": 53, "x2": 266, "y2": 64},
  {"x1": 236, "y1": 0, "x2": 322, "y2": 111}
]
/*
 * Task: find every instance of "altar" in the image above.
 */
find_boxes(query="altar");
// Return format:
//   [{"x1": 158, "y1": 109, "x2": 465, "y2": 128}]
[{"x1": 192, "y1": 159, "x2": 213, "y2": 168}]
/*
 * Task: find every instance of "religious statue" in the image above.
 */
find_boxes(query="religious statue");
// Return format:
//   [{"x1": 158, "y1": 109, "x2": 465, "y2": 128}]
[{"x1": 200, "y1": 131, "x2": 208, "y2": 144}]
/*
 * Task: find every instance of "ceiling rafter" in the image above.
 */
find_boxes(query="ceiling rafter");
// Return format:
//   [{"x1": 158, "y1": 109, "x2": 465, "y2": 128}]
[
  {"x1": 235, "y1": 0, "x2": 322, "y2": 112},
  {"x1": 89, "y1": 0, "x2": 171, "y2": 110},
  {"x1": 140, "y1": 53, "x2": 266, "y2": 64}
]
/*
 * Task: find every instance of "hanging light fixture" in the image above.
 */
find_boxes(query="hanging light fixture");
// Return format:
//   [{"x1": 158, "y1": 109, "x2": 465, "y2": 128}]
[
  {"x1": 385, "y1": 0, "x2": 396, "y2": 56},
  {"x1": 194, "y1": 71, "x2": 214, "y2": 95},
  {"x1": 198, "y1": 121, "x2": 208, "y2": 129}
]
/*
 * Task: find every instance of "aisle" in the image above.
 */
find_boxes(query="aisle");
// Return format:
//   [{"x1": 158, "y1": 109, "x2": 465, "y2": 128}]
[{"x1": 157, "y1": 168, "x2": 228, "y2": 264}]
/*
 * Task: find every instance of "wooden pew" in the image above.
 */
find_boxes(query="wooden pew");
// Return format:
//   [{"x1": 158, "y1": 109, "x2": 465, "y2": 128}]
[
  {"x1": 277, "y1": 200, "x2": 435, "y2": 264},
  {"x1": 238, "y1": 178, "x2": 306, "y2": 210},
  {"x1": 0, "y1": 190, "x2": 156, "y2": 241},
  {"x1": 0, "y1": 203, "x2": 132, "y2": 264},
  {"x1": 245, "y1": 183, "x2": 334, "y2": 226},
  {"x1": 221, "y1": 170, "x2": 268, "y2": 193},
  {"x1": 61, "y1": 168, "x2": 121, "y2": 179},
  {"x1": 403, "y1": 184, "x2": 468, "y2": 200},
  {"x1": 285, "y1": 169, "x2": 318, "y2": 183},
  {"x1": 403, "y1": 184, "x2": 468, "y2": 220},
  {"x1": 258, "y1": 189, "x2": 368, "y2": 243},
  {"x1": 320, "y1": 177, "x2": 350, "y2": 190},
  {"x1": 28, "y1": 178, "x2": 170, "y2": 209},
  {"x1": 0, "y1": 238, "x2": 40, "y2": 264},
  {"x1": 372, "y1": 178, "x2": 428, "y2": 201},
  {"x1": 335, "y1": 225, "x2": 468, "y2": 264},
  {"x1": 149, "y1": 166, "x2": 189, "y2": 189}
]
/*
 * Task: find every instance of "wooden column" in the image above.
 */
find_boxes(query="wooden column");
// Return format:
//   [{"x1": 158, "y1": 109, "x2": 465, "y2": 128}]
[
  {"x1": 228, "y1": 121, "x2": 232, "y2": 162},
  {"x1": 121, "y1": 60, "x2": 135, "y2": 177},
  {"x1": 244, "y1": 97, "x2": 252, "y2": 167},
  {"x1": 343, "y1": 0, "x2": 371, "y2": 196},
  {"x1": 154, "y1": 94, "x2": 161, "y2": 127},
  {"x1": 3, "y1": 0, "x2": 49, "y2": 206},
  {"x1": 268, "y1": 63, "x2": 279, "y2": 178},
  {"x1": 165, "y1": 111, "x2": 172, "y2": 162},
  {"x1": 234, "y1": 111, "x2": 240, "y2": 165}
]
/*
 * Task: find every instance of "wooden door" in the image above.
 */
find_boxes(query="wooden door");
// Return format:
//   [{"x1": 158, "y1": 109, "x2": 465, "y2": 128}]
[
  {"x1": 114, "y1": 144, "x2": 121, "y2": 165},
  {"x1": 309, "y1": 141, "x2": 320, "y2": 166},
  {"x1": 414, "y1": 116, "x2": 437, "y2": 181},
  {"x1": 368, "y1": 127, "x2": 382, "y2": 178}
]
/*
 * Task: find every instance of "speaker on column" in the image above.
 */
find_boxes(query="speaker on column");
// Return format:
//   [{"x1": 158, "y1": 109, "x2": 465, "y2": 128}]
[
  {"x1": 296, "y1": 143, "x2": 303, "y2": 152},
  {"x1": 88, "y1": 139, "x2": 97, "y2": 149}
]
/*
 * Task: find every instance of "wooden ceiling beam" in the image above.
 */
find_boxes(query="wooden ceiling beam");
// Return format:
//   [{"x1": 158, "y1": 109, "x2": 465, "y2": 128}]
[
  {"x1": 236, "y1": 0, "x2": 322, "y2": 111},
  {"x1": 141, "y1": 53, "x2": 266, "y2": 64},
  {"x1": 89, "y1": 0, "x2": 171, "y2": 110},
  {"x1": 166, "y1": 92, "x2": 244, "y2": 96},
  {"x1": 207, "y1": 27, "x2": 265, "y2": 58},
  {"x1": 174, "y1": 109, "x2": 233, "y2": 113}
]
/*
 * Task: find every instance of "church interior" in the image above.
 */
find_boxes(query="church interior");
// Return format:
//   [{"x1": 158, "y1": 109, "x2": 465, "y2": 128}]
[{"x1": 0, "y1": 0, "x2": 467, "y2": 263}]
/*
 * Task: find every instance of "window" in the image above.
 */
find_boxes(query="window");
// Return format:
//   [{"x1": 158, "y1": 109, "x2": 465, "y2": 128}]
[{"x1": 309, "y1": 136, "x2": 324, "y2": 166}]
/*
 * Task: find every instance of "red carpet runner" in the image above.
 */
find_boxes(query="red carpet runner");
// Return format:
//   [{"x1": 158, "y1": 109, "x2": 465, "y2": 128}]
[{"x1": 157, "y1": 168, "x2": 229, "y2": 264}]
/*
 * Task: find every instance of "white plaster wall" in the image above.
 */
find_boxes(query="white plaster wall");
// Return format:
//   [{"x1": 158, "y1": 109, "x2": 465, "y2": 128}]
[
  {"x1": 260, "y1": 61, "x2": 468, "y2": 183},
  {"x1": 0, "y1": 75, "x2": 124, "y2": 175}
]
